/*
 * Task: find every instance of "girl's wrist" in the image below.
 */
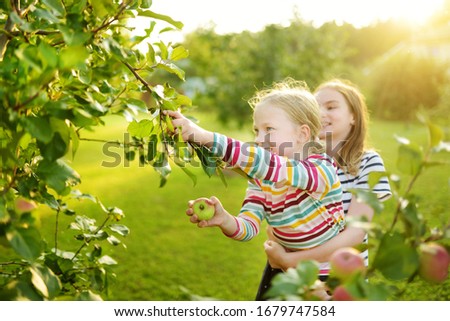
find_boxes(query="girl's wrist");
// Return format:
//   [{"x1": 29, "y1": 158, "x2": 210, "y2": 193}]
[
  {"x1": 200, "y1": 130, "x2": 214, "y2": 147},
  {"x1": 285, "y1": 252, "x2": 299, "y2": 270}
]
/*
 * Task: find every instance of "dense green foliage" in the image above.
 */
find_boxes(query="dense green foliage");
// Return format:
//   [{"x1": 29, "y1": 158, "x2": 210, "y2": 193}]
[{"x1": 0, "y1": 0, "x2": 196, "y2": 300}]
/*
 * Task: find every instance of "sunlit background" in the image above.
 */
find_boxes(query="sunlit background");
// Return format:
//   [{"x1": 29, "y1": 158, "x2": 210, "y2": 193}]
[{"x1": 142, "y1": 0, "x2": 446, "y2": 40}]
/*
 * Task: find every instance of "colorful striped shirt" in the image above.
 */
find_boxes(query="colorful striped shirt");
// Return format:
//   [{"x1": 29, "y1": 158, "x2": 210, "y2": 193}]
[{"x1": 212, "y1": 133, "x2": 345, "y2": 250}]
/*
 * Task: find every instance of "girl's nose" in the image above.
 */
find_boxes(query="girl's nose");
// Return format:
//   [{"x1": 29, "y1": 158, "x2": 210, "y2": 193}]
[{"x1": 255, "y1": 132, "x2": 264, "y2": 145}]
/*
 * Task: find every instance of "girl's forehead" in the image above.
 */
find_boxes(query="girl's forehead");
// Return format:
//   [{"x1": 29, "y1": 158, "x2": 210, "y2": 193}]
[
  {"x1": 254, "y1": 102, "x2": 279, "y2": 115},
  {"x1": 253, "y1": 104, "x2": 290, "y2": 122},
  {"x1": 255, "y1": 101, "x2": 282, "y2": 111},
  {"x1": 315, "y1": 87, "x2": 343, "y2": 101}
]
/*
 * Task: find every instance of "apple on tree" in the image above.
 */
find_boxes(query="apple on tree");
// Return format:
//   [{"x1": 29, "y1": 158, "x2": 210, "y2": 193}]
[
  {"x1": 329, "y1": 247, "x2": 366, "y2": 281},
  {"x1": 192, "y1": 198, "x2": 215, "y2": 221},
  {"x1": 418, "y1": 242, "x2": 450, "y2": 284},
  {"x1": 332, "y1": 285, "x2": 355, "y2": 301},
  {"x1": 15, "y1": 197, "x2": 37, "y2": 213}
]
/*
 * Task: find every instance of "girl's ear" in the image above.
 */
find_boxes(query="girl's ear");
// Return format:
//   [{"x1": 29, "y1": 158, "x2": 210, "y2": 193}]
[{"x1": 297, "y1": 124, "x2": 311, "y2": 144}]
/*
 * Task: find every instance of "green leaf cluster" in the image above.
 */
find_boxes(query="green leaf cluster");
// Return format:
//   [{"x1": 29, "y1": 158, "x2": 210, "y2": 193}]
[{"x1": 0, "y1": 0, "x2": 188, "y2": 300}]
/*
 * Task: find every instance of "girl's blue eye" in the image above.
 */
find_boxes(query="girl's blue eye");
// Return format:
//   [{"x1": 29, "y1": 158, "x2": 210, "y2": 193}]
[{"x1": 266, "y1": 127, "x2": 274, "y2": 131}]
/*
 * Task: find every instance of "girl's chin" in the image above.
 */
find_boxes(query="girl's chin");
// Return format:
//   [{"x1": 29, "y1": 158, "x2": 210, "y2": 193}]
[{"x1": 319, "y1": 129, "x2": 333, "y2": 139}]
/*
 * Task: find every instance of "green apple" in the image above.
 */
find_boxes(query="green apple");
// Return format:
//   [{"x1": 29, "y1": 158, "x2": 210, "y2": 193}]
[{"x1": 192, "y1": 199, "x2": 215, "y2": 221}]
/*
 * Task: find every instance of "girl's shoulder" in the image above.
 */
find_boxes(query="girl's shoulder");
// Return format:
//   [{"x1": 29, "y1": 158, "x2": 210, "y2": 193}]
[
  {"x1": 359, "y1": 150, "x2": 387, "y2": 168},
  {"x1": 361, "y1": 150, "x2": 384, "y2": 162},
  {"x1": 338, "y1": 150, "x2": 386, "y2": 178},
  {"x1": 306, "y1": 152, "x2": 336, "y2": 164}
]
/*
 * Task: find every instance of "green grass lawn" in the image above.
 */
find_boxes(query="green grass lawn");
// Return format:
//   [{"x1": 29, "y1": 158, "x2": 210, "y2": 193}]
[{"x1": 29, "y1": 114, "x2": 450, "y2": 300}]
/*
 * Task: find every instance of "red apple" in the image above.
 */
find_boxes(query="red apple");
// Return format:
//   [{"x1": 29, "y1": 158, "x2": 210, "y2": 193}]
[
  {"x1": 332, "y1": 285, "x2": 354, "y2": 301},
  {"x1": 15, "y1": 197, "x2": 37, "y2": 213},
  {"x1": 418, "y1": 242, "x2": 450, "y2": 284},
  {"x1": 329, "y1": 247, "x2": 366, "y2": 280}
]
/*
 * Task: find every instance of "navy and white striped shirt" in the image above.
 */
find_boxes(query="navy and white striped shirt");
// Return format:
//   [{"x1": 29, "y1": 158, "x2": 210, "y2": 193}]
[{"x1": 320, "y1": 151, "x2": 392, "y2": 275}]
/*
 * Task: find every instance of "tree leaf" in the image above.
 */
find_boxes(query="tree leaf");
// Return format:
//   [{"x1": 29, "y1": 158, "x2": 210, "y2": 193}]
[
  {"x1": 42, "y1": 0, "x2": 66, "y2": 17},
  {"x1": 216, "y1": 167, "x2": 228, "y2": 188},
  {"x1": 147, "y1": 42, "x2": 156, "y2": 64},
  {"x1": 127, "y1": 119, "x2": 154, "y2": 138},
  {"x1": 157, "y1": 62, "x2": 185, "y2": 81},
  {"x1": 372, "y1": 232, "x2": 419, "y2": 280},
  {"x1": 295, "y1": 260, "x2": 320, "y2": 285},
  {"x1": 169, "y1": 46, "x2": 189, "y2": 61},
  {"x1": 38, "y1": 42, "x2": 58, "y2": 68},
  {"x1": 108, "y1": 224, "x2": 130, "y2": 237},
  {"x1": 397, "y1": 143, "x2": 423, "y2": 176},
  {"x1": 367, "y1": 171, "x2": 388, "y2": 189},
  {"x1": 76, "y1": 290, "x2": 103, "y2": 301},
  {"x1": 59, "y1": 46, "x2": 89, "y2": 69},
  {"x1": 36, "y1": 159, "x2": 81, "y2": 194},
  {"x1": 138, "y1": 10, "x2": 184, "y2": 29},
  {"x1": 155, "y1": 42, "x2": 168, "y2": 60},
  {"x1": 98, "y1": 255, "x2": 117, "y2": 265},
  {"x1": 147, "y1": 134, "x2": 158, "y2": 162},
  {"x1": 427, "y1": 121, "x2": 444, "y2": 148},
  {"x1": 107, "y1": 235, "x2": 121, "y2": 246},
  {"x1": 194, "y1": 146, "x2": 218, "y2": 177},
  {"x1": 30, "y1": 264, "x2": 62, "y2": 299},
  {"x1": 34, "y1": 8, "x2": 60, "y2": 24},
  {"x1": 348, "y1": 189, "x2": 384, "y2": 214},
  {"x1": 123, "y1": 97, "x2": 148, "y2": 114},
  {"x1": 37, "y1": 132, "x2": 68, "y2": 162},
  {"x1": 176, "y1": 164, "x2": 198, "y2": 187},
  {"x1": 69, "y1": 124, "x2": 80, "y2": 159},
  {"x1": 21, "y1": 116, "x2": 53, "y2": 143},
  {"x1": 153, "y1": 152, "x2": 171, "y2": 187},
  {"x1": 6, "y1": 226, "x2": 43, "y2": 261},
  {"x1": 400, "y1": 198, "x2": 426, "y2": 238}
]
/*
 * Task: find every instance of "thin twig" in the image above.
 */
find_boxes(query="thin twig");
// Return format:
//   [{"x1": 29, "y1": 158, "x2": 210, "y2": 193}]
[
  {"x1": 79, "y1": 137, "x2": 142, "y2": 148},
  {"x1": 54, "y1": 206, "x2": 60, "y2": 255},
  {"x1": 71, "y1": 216, "x2": 110, "y2": 261},
  {"x1": 92, "y1": 1, "x2": 130, "y2": 34},
  {"x1": 122, "y1": 60, "x2": 153, "y2": 94},
  {"x1": 389, "y1": 148, "x2": 432, "y2": 231}
]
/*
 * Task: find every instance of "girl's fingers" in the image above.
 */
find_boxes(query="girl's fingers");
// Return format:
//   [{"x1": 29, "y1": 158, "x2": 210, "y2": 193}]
[
  {"x1": 189, "y1": 214, "x2": 199, "y2": 223},
  {"x1": 263, "y1": 240, "x2": 271, "y2": 251},
  {"x1": 164, "y1": 109, "x2": 183, "y2": 119}
]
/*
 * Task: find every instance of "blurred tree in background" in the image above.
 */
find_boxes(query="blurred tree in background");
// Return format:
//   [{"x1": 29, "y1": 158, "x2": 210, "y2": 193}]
[
  {"x1": 163, "y1": 4, "x2": 450, "y2": 127},
  {"x1": 366, "y1": 51, "x2": 448, "y2": 121}
]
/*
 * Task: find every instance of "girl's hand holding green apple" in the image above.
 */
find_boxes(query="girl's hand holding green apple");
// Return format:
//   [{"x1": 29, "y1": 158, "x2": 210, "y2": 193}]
[{"x1": 186, "y1": 197, "x2": 239, "y2": 235}]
